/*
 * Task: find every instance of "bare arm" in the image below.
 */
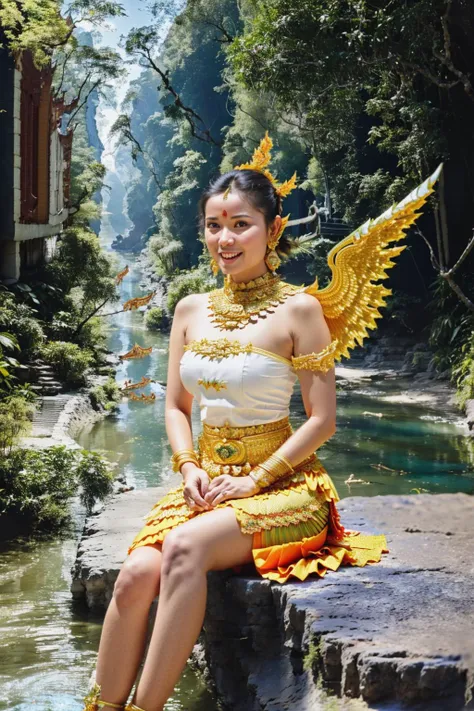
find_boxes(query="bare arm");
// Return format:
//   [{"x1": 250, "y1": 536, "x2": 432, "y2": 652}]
[
  {"x1": 165, "y1": 295, "x2": 213, "y2": 511},
  {"x1": 273, "y1": 292, "x2": 337, "y2": 465},
  {"x1": 164, "y1": 295, "x2": 195, "y2": 454}
]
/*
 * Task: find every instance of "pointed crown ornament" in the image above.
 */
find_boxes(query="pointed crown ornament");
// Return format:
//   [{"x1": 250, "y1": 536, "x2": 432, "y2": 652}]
[
  {"x1": 233, "y1": 131, "x2": 297, "y2": 199},
  {"x1": 232, "y1": 131, "x2": 297, "y2": 271}
]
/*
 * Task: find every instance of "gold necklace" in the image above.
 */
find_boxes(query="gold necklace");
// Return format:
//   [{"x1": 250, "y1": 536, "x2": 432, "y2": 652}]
[{"x1": 208, "y1": 271, "x2": 305, "y2": 330}]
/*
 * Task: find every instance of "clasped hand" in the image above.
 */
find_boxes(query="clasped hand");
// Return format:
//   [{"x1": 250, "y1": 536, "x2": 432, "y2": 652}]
[{"x1": 183, "y1": 467, "x2": 259, "y2": 512}]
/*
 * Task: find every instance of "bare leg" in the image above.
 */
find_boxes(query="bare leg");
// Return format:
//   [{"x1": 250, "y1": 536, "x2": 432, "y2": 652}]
[
  {"x1": 132, "y1": 507, "x2": 254, "y2": 711},
  {"x1": 94, "y1": 544, "x2": 163, "y2": 704}
]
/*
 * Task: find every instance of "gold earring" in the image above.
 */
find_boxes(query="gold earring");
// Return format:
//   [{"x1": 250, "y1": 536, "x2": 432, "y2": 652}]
[
  {"x1": 264, "y1": 225, "x2": 281, "y2": 272},
  {"x1": 210, "y1": 258, "x2": 219, "y2": 276},
  {"x1": 264, "y1": 248, "x2": 281, "y2": 272}
]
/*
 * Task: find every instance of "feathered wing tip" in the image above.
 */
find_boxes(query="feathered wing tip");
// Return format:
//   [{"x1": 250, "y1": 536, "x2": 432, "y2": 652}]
[{"x1": 305, "y1": 163, "x2": 443, "y2": 362}]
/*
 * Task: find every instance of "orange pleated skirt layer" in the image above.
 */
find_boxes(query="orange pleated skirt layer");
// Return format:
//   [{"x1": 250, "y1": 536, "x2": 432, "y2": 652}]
[{"x1": 127, "y1": 454, "x2": 389, "y2": 584}]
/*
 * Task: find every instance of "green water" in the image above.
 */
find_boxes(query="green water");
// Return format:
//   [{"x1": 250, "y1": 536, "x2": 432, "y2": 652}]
[{"x1": 0, "y1": 229, "x2": 472, "y2": 710}]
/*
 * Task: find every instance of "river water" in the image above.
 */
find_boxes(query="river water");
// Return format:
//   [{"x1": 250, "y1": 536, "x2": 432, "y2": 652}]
[{"x1": 0, "y1": 220, "x2": 472, "y2": 710}]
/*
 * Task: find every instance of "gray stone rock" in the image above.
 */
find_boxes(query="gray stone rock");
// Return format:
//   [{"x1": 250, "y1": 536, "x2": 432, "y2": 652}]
[
  {"x1": 466, "y1": 400, "x2": 474, "y2": 432},
  {"x1": 71, "y1": 487, "x2": 474, "y2": 709},
  {"x1": 70, "y1": 480, "x2": 179, "y2": 610},
  {"x1": 194, "y1": 493, "x2": 474, "y2": 710}
]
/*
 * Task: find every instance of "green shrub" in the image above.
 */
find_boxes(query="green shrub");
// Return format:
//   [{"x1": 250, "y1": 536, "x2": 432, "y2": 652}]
[
  {"x1": 75, "y1": 450, "x2": 115, "y2": 513},
  {"x1": 0, "y1": 293, "x2": 45, "y2": 355},
  {"x1": 0, "y1": 396, "x2": 36, "y2": 456},
  {"x1": 76, "y1": 316, "x2": 108, "y2": 357},
  {"x1": 149, "y1": 234, "x2": 183, "y2": 276},
  {"x1": 452, "y1": 332, "x2": 474, "y2": 409},
  {"x1": 15, "y1": 316, "x2": 45, "y2": 355},
  {"x1": 40, "y1": 340, "x2": 94, "y2": 385},
  {"x1": 167, "y1": 270, "x2": 214, "y2": 314},
  {"x1": 0, "y1": 445, "x2": 115, "y2": 534},
  {"x1": 89, "y1": 377, "x2": 121, "y2": 411},
  {"x1": 144, "y1": 306, "x2": 165, "y2": 331}
]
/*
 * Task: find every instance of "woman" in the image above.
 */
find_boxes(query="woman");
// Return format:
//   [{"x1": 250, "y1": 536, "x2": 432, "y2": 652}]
[{"x1": 83, "y1": 134, "x2": 440, "y2": 711}]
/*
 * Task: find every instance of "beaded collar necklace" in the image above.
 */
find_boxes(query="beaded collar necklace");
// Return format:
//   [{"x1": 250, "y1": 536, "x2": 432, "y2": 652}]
[{"x1": 207, "y1": 271, "x2": 304, "y2": 331}]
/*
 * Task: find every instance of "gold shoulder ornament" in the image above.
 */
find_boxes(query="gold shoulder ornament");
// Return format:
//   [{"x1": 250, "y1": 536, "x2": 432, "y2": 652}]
[{"x1": 291, "y1": 163, "x2": 443, "y2": 373}]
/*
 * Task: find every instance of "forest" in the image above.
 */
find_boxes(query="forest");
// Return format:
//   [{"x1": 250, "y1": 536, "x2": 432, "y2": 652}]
[
  {"x1": 0, "y1": 0, "x2": 473, "y2": 533},
  {"x1": 113, "y1": 0, "x2": 474, "y2": 403}
]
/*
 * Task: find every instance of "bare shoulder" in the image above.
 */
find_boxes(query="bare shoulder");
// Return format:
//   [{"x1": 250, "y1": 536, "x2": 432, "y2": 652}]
[
  {"x1": 173, "y1": 292, "x2": 207, "y2": 318},
  {"x1": 287, "y1": 291, "x2": 324, "y2": 320}
]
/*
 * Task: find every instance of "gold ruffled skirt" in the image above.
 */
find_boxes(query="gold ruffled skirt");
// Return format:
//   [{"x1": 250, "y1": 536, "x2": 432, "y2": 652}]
[{"x1": 127, "y1": 417, "x2": 389, "y2": 583}]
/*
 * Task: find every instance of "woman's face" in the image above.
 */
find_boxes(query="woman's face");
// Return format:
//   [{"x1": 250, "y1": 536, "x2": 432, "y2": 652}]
[{"x1": 204, "y1": 190, "x2": 281, "y2": 283}]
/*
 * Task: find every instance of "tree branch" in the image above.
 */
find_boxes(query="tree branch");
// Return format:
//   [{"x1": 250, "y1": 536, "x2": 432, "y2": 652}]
[
  {"x1": 138, "y1": 46, "x2": 221, "y2": 147},
  {"x1": 66, "y1": 79, "x2": 101, "y2": 127}
]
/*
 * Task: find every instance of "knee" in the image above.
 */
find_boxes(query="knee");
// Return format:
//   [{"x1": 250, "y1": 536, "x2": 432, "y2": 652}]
[
  {"x1": 161, "y1": 528, "x2": 202, "y2": 582},
  {"x1": 113, "y1": 554, "x2": 161, "y2": 608}
]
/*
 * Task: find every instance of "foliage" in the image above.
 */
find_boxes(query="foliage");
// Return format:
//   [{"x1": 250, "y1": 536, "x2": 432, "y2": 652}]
[
  {"x1": 89, "y1": 376, "x2": 121, "y2": 411},
  {"x1": 0, "y1": 445, "x2": 114, "y2": 533},
  {"x1": 144, "y1": 306, "x2": 166, "y2": 331},
  {"x1": 113, "y1": 0, "x2": 239, "y2": 268},
  {"x1": 152, "y1": 150, "x2": 209, "y2": 268},
  {"x1": 0, "y1": 396, "x2": 36, "y2": 457},
  {"x1": 0, "y1": 0, "x2": 126, "y2": 67},
  {"x1": 0, "y1": 291, "x2": 45, "y2": 356},
  {"x1": 0, "y1": 330, "x2": 22, "y2": 393},
  {"x1": 149, "y1": 234, "x2": 184, "y2": 276},
  {"x1": 38, "y1": 225, "x2": 119, "y2": 344},
  {"x1": 40, "y1": 340, "x2": 94, "y2": 386},
  {"x1": 226, "y1": 0, "x2": 472, "y2": 223},
  {"x1": 0, "y1": 0, "x2": 71, "y2": 66},
  {"x1": 166, "y1": 268, "x2": 215, "y2": 314},
  {"x1": 428, "y1": 275, "x2": 474, "y2": 406},
  {"x1": 452, "y1": 336, "x2": 474, "y2": 409},
  {"x1": 303, "y1": 638, "x2": 323, "y2": 672},
  {"x1": 75, "y1": 449, "x2": 115, "y2": 514}
]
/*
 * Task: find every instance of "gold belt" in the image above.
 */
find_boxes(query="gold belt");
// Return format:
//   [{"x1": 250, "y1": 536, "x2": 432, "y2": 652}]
[{"x1": 197, "y1": 417, "x2": 293, "y2": 479}]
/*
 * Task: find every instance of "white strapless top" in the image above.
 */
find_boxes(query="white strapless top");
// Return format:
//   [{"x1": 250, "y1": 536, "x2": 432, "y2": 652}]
[{"x1": 180, "y1": 338, "x2": 298, "y2": 426}]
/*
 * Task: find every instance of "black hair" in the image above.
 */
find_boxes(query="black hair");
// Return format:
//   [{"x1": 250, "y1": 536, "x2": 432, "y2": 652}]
[{"x1": 198, "y1": 169, "x2": 295, "y2": 258}]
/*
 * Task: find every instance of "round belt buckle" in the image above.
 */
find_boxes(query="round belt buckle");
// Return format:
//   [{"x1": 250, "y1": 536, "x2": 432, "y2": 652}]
[{"x1": 212, "y1": 439, "x2": 246, "y2": 465}]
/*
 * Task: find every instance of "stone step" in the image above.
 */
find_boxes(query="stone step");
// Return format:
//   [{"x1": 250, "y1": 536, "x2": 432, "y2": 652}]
[
  {"x1": 31, "y1": 394, "x2": 74, "y2": 435},
  {"x1": 30, "y1": 384, "x2": 63, "y2": 396}
]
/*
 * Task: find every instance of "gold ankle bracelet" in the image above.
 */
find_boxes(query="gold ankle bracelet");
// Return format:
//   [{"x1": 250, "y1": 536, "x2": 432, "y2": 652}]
[{"x1": 83, "y1": 682, "x2": 125, "y2": 710}]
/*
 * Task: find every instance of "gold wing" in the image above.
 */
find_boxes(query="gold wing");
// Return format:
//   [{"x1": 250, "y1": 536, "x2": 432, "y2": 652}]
[{"x1": 293, "y1": 164, "x2": 443, "y2": 372}]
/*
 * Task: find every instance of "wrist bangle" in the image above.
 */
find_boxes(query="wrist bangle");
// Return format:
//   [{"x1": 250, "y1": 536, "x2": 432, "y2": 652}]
[
  {"x1": 249, "y1": 452, "x2": 294, "y2": 490},
  {"x1": 171, "y1": 449, "x2": 200, "y2": 473}
]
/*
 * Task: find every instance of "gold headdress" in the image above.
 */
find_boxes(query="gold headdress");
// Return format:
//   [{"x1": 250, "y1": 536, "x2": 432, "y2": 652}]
[
  {"x1": 233, "y1": 131, "x2": 297, "y2": 199},
  {"x1": 230, "y1": 131, "x2": 296, "y2": 271}
]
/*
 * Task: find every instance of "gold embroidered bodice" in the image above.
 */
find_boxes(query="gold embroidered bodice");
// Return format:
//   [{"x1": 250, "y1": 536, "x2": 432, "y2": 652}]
[
  {"x1": 179, "y1": 337, "x2": 337, "y2": 427},
  {"x1": 183, "y1": 337, "x2": 337, "y2": 373}
]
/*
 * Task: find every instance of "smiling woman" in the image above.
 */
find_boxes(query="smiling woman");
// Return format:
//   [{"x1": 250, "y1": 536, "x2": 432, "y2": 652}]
[
  {"x1": 201, "y1": 166, "x2": 288, "y2": 281},
  {"x1": 82, "y1": 133, "x2": 441, "y2": 711}
]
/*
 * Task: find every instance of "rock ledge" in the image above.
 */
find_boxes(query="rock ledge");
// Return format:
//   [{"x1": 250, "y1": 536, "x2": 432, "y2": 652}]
[{"x1": 71, "y1": 489, "x2": 474, "y2": 710}]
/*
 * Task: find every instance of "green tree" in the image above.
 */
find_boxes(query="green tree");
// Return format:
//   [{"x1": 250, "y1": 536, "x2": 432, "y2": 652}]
[{"x1": 0, "y1": 0, "x2": 126, "y2": 66}]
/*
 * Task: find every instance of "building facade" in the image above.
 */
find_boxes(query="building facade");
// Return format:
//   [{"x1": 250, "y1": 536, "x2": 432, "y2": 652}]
[{"x1": 0, "y1": 36, "x2": 75, "y2": 283}]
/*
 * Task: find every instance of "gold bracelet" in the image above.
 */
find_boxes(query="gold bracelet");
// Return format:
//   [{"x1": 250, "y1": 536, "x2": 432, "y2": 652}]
[
  {"x1": 248, "y1": 451, "x2": 294, "y2": 490},
  {"x1": 171, "y1": 449, "x2": 200, "y2": 473}
]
